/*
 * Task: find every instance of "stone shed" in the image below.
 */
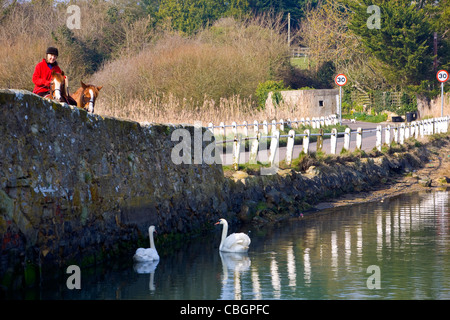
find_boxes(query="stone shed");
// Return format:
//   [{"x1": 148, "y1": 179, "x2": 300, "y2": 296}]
[{"x1": 266, "y1": 89, "x2": 339, "y2": 118}]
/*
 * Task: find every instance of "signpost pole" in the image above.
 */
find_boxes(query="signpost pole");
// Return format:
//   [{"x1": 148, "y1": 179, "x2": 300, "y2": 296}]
[
  {"x1": 339, "y1": 86, "x2": 342, "y2": 125},
  {"x1": 437, "y1": 70, "x2": 448, "y2": 117},
  {"x1": 335, "y1": 74, "x2": 347, "y2": 126}
]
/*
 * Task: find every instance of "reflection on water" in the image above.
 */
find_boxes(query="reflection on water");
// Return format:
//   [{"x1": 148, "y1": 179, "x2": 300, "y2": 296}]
[
  {"x1": 133, "y1": 260, "x2": 159, "y2": 292},
  {"x1": 8, "y1": 190, "x2": 450, "y2": 300},
  {"x1": 219, "y1": 252, "x2": 250, "y2": 300}
]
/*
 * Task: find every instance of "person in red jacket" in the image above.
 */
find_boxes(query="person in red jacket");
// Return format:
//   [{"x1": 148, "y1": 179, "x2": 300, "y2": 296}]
[{"x1": 32, "y1": 47, "x2": 76, "y2": 105}]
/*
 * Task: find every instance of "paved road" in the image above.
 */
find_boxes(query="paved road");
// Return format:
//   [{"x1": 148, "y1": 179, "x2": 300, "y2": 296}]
[{"x1": 219, "y1": 120, "x2": 387, "y2": 165}]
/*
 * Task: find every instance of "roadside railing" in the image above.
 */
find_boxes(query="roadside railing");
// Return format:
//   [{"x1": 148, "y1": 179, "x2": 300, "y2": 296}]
[{"x1": 207, "y1": 115, "x2": 450, "y2": 170}]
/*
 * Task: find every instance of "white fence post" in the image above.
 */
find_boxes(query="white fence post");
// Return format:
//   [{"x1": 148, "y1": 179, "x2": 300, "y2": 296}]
[
  {"x1": 232, "y1": 121, "x2": 237, "y2": 136},
  {"x1": 253, "y1": 120, "x2": 259, "y2": 134},
  {"x1": 376, "y1": 125, "x2": 382, "y2": 151},
  {"x1": 419, "y1": 121, "x2": 424, "y2": 138},
  {"x1": 286, "y1": 130, "x2": 296, "y2": 166},
  {"x1": 399, "y1": 124, "x2": 405, "y2": 145},
  {"x1": 232, "y1": 135, "x2": 241, "y2": 170},
  {"x1": 219, "y1": 121, "x2": 225, "y2": 138},
  {"x1": 303, "y1": 129, "x2": 310, "y2": 154},
  {"x1": 317, "y1": 129, "x2": 324, "y2": 151},
  {"x1": 393, "y1": 126, "x2": 399, "y2": 143},
  {"x1": 385, "y1": 125, "x2": 391, "y2": 145},
  {"x1": 249, "y1": 132, "x2": 260, "y2": 164},
  {"x1": 269, "y1": 130, "x2": 280, "y2": 166},
  {"x1": 414, "y1": 122, "x2": 419, "y2": 139},
  {"x1": 330, "y1": 128, "x2": 337, "y2": 154},
  {"x1": 271, "y1": 119, "x2": 277, "y2": 133},
  {"x1": 404, "y1": 124, "x2": 410, "y2": 140},
  {"x1": 263, "y1": 120, "x2": 269, "y2": 134},
  {"x1": 280, "y1": 119, "x2": 285, "y2": 132},
  {"x1": 243, "y1": 121, "x2": 248, "y2": 137},
  {"x1": 208, "y1": 122, "x2": 214, "y2": 134},
  {"x1": 356, "y1": 127, "x2": 362, "y2": 150},
  {"x1": 343, "y1": 128, "x2": 351, "y2": 152}
]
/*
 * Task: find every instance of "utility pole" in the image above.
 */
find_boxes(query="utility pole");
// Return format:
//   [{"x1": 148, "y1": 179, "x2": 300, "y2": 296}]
[
  {"x1": 287, "y1": 12, "x2": 290, "y2": 46},
  {"x1": 433, "y1": 32, "x2": 438, "y2": 73}
]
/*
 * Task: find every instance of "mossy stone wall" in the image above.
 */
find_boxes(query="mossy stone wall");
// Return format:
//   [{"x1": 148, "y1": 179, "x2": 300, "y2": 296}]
[{"x1": 0, "y1": 89, "x2": 227, "y2": 287}]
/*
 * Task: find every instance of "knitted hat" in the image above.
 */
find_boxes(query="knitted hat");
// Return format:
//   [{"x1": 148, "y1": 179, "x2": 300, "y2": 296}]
[{"x1": 46, "y1": 47, "x2": 59, "y2": 56}]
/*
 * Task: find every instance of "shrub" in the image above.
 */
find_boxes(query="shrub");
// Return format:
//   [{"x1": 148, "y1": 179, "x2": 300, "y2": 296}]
[
  {"x1": 92, "y1": 16, "x2": 291, "y2": 111},
  {"x1": 255, "y1": 80, "x2": 290, "y2": 110}
]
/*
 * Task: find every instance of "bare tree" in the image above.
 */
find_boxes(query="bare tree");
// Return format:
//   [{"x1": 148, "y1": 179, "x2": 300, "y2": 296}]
[{"x1": 299, "y1": 0, "x2": 388, "y2": 92}]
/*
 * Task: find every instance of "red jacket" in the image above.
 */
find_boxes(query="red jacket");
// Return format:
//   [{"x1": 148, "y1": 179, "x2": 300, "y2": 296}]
[{"x1": 32, "y1": 59, "x2": 62, "y2": 94}]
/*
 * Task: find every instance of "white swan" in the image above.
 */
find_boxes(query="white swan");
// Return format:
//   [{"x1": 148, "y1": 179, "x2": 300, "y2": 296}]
[
  {"x1": 215, "y1": 218, "x2": 251, "y2": 253},
  {"x1": 133, "y1": 225, "x2": 160, "y2": 262}
]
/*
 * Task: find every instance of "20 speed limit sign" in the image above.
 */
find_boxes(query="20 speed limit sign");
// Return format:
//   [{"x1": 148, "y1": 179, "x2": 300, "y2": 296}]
[
  {"x1": 335, "y1": 74, "x2": 347, "y2": 86},
  {"x1": 437, "y1": 70, "x2": 449, "y2": 83}
]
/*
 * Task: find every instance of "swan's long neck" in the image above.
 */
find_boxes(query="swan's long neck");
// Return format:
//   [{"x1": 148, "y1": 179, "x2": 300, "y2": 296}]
[
  {"x1": 149, "y1": 230, "x2": 156, "y2": 249},
  {"x1": 220, "y1": 221, "x2": 228, "y2": 249}
]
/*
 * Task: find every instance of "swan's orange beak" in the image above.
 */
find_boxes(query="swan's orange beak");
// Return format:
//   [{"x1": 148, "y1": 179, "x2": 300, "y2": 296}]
[{"x1": 214, "y1": 221, "x2": 220, "y2": 225}]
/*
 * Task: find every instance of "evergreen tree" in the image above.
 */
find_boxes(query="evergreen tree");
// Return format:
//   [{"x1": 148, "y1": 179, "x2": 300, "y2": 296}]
[
  {"x1": 249, "y1": 0, "x2": 318, "y2": 28},
  {"x1": 157, "y1": 0, "x2": 249, "y2": 34},
  {"x1": 343, "y1": 0, "x2": 434, "y2": 88},
  {"x1": 426, "y1": 0, "x2": 450, "y2": 71}
]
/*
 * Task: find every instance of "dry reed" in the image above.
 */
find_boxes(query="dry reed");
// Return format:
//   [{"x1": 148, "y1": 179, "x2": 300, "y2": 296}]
[{"x1": 95, "y1": 92, "x2": 302, "y2": 127}]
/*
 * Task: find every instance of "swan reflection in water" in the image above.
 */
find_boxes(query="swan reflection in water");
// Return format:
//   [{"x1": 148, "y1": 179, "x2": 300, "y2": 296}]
[
  {"x1": 219, "y1": 251, "x2": 251, "y2": 300},
  {"x1": 133, "y1": 260, "x2": 159, "y2": 291}
]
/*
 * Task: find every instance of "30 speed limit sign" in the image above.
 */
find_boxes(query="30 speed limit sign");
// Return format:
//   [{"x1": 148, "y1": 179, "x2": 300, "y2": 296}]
[
  {"x1": 335, "y1": 74, "x2": 347, "y2": 86},
  {"x1": 437, "y1": 70, "x2": 449, "y2": 83}
]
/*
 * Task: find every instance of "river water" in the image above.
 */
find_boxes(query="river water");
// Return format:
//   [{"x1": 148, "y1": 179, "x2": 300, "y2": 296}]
[{"x1": 6, "y1": 190, "x2": 450, "y2": 300}]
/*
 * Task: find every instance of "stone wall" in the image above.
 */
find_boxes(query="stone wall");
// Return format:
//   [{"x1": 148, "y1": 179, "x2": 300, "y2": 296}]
[{"x1": 0, "y1": 89, "x2": 228, "y2": 286}]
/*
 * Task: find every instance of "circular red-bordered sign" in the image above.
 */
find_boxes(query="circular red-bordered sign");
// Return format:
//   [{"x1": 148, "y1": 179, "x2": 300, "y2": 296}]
[
  {"x1": 335, "y1": 74, "x2": 347, "y2": 86},
  {"x1": 437, "y1": 70, "x2": 449, "y2": 83}
]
